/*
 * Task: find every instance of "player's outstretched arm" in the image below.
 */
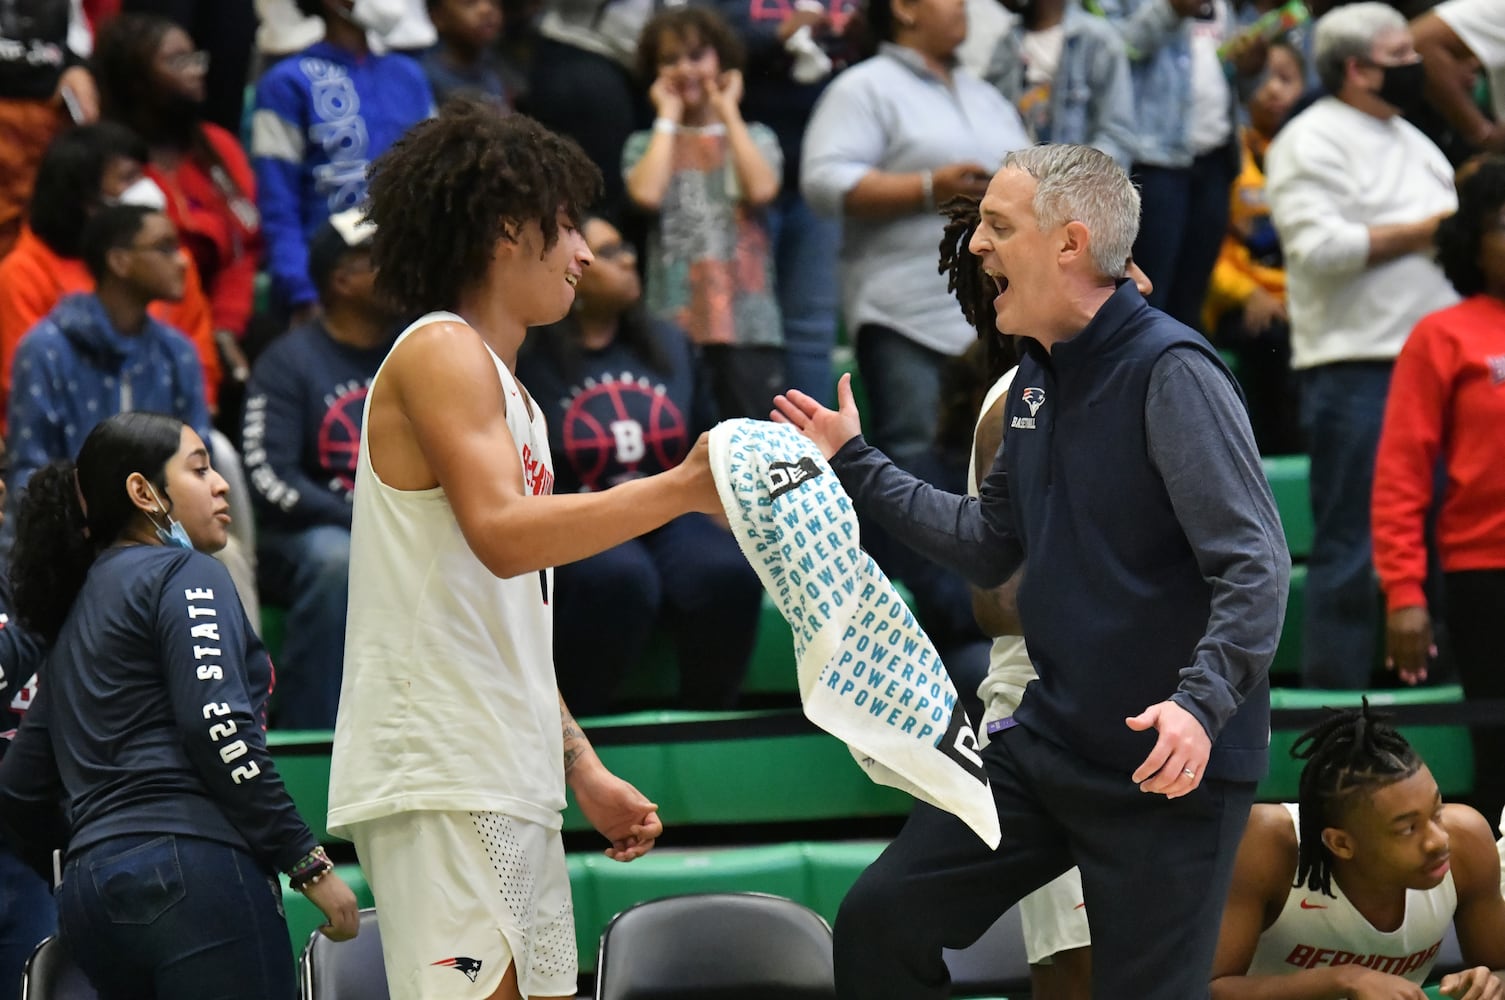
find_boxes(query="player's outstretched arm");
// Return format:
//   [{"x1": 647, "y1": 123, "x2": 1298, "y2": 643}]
[
  {"x1": 560, "y1": 693, "x2": 662, "y2": 862},
  {"x1": 384, "y1": 321, "x2": 721, "y2": 578}
]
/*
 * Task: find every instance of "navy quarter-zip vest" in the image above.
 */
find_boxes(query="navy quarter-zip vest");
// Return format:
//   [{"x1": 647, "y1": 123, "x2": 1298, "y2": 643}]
[{"x1": 1005, "y1": 283, "x2": 1270, "y2": 782}]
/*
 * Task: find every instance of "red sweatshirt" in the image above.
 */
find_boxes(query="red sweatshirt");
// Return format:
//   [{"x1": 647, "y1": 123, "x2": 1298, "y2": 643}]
[
  {"x1": 1373, "y1": 295, "x2": 1505, "y2": 612},
  {"x1": 148, "y1": 124, "x2": 262, "y2": 338}
]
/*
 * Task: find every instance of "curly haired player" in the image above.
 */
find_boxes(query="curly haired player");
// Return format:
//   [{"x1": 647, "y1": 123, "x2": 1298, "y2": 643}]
[{"x1": 325, "y1": 103, "x2": 720, "y2": 1000}]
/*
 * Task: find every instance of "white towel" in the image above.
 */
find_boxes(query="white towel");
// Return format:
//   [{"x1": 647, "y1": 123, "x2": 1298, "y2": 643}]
[{"x1": 710, "y1": 419, "x2": 1001, "y2": 848}]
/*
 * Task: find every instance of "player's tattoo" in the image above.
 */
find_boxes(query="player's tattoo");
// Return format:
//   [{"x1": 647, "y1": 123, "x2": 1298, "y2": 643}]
[{"x1": 560, "y1": 696, "x2": 588, "y2": 774}]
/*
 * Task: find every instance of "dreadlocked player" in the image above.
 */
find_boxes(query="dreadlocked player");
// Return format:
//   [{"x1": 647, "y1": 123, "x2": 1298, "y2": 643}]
[{"x1": 1211, "y1": 702, "x2": 1505, "y2": 1000}]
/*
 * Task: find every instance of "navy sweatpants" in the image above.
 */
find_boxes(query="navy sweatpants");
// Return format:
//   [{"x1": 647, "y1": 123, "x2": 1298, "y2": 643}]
[{"x1": 835, "y1": 723, "x2": 1255, "y2": 999}]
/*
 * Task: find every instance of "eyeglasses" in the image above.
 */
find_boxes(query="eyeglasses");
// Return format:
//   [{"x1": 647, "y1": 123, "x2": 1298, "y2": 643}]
[
  {"x1": 164, "y1": 50, "x2": 210, "y2": 74},
  {"x1": 128, "y1": 239, "x2": 183, "y2": 256},
  {"x1": 594, "y1": 241, "x2": 637, "y2": 262}
]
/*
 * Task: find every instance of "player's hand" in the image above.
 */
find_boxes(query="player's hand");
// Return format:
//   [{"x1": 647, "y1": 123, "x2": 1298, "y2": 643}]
[
  {"x1": 1439, "y1": 967, "x2": 1505, "y2": 1000},
  {"x1": 771, "y1": 372, "x2": 861, "y2": 459},
  {"x1": 1385, "y1": 605, "x2": 1433, "y2": 685},
  {"x1": 304, "y1": 871, "x2": 361, "y2": 941},
  {"x1": 572, "y1": 765, "x2": 663, "y2": 862},
  {"x1": 1126, "y1": 700, "x2": 1211, "y2": 798}
]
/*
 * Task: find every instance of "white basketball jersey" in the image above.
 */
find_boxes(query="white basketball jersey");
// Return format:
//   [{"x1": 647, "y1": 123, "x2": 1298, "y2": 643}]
[
  {"x1": 1247, "y1": 803, "x2": 1457, "y2": 983},
  {"x1": 967, "y1": 368, "x2": 1036, "y2": 737},
  {"x1": 328, "y1": 312, "x2": 564, "y2": 838}
]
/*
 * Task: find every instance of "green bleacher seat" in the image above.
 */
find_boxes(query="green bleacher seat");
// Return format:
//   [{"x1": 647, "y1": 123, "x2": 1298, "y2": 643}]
[
  {"x1": 560, "y1": 712, "x2": 913, "y2": 833},
  {"x1": 1263, "y1": 454, "x2": 1313, "y2": 560},
  {"x1": 261, "y1": 605, "x2": 286, "y2": 663},
  {"x1": 576, "y1": 844, "x2": 809, "y2": 973},
  {"x1": 270, "y1": 715, "x2": 914, "y2": 847},
  {"x1": 1271, "y1": 564, "x2": 1306, "y2": 682},
  {"x1": 801, "y1": 840, "x2": 885, "y2": 925},
  {"x1": 1260, "y1": 685, "x2": 1473, "y2": 801},
  {"x1": 268, "y1": 731, "x2": 342, "y2": 844}
]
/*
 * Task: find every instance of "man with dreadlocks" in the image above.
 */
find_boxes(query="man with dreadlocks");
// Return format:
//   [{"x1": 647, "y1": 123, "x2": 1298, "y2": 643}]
[{"x1": 1211, "y1": 703, "x2": 1505, "y2": 999}]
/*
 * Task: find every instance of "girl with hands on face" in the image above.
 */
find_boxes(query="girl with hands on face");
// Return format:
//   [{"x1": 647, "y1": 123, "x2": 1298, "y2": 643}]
[{"x1": 625, "y1": 7, "x2": 787, "y2": 421}]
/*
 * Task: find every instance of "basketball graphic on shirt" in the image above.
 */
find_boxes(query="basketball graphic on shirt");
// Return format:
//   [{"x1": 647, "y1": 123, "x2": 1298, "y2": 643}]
[
  {"x1": 559, "y1": 372, "x2": 687, "y2": 491},
  {"x1": 317, "y1": 384, "x2": 369, "y2": 496}
]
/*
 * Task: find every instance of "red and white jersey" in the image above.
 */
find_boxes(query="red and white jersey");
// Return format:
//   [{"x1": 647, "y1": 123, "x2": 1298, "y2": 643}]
[
  {"x1": 329, "y1": 311, "x2": 564, "y2": 838},
  {"x1": 1248, "y1": 803, "x2": 1457, "y2": 984}
]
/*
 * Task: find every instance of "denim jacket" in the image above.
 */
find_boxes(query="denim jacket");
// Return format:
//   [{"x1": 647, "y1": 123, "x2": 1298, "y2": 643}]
[
  {"x1": 1087, "y1": 0, "x2": 1196, "y2": 166},
  {"x1": 983, "y1": 4, "x2": 1139, "y2": 168}
]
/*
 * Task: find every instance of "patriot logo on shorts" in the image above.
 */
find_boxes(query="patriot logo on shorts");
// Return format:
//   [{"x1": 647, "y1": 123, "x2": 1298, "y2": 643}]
[{"x1": 432, "y1": 956, "x2": 484, "y2": 982}]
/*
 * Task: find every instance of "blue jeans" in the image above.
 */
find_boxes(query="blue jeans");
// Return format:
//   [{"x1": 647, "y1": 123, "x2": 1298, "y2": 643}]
[
  {"x1": 258, "y1": 524, "x2": 350, "y2": 730},
  {"x1": 1132, "y1": 147, "x2": 1235, "y2": 334},
  {"x1": 854, "y1": 324, "x2": 951, "y2": 474},
  {"x1": 56, "y1": 834, "x2": 295, "y2": 1000},
  {"x1": 553, "y1": 513, "x2": 763, "y2": 714},
  {"x1": 0, "y1": 843, "x2": 54, "y2": 1000},
  {"x1": 1299, "y1": 362, "x2": 1393, "y2": 688},
  {"x1": 766, "y1": 188, "x2": 841, "y2": 406}
]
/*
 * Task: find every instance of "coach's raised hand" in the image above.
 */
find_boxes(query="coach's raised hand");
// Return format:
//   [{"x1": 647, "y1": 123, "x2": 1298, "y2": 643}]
[{"x1": 771, "y1": 372, "x2": 862, "y2": 460}]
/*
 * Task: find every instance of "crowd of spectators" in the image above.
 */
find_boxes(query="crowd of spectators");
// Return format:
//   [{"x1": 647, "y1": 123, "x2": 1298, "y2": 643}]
[{"x1": 0, "y1": 0, "x2": 1495, "y2": 719}]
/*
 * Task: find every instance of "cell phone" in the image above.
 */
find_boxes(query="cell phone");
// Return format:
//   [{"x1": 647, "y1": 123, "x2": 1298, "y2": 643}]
[{"x1": 60, "y1": 84, "x2": 86, "y2": 124}]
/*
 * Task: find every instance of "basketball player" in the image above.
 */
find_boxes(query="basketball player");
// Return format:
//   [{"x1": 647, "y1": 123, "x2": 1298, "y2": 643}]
[
  {"x1": 325, "y1": 103, "x2": 721, "y2": 1000},
  {"x1": 1211, "y1": 704, "x2": 1505, "y2": 999}
]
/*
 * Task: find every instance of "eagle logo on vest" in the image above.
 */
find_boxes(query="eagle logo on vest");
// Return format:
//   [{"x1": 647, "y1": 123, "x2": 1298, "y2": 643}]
[{"x1": 1012, "y1": 387, "x2": 1046, "y2": 430}]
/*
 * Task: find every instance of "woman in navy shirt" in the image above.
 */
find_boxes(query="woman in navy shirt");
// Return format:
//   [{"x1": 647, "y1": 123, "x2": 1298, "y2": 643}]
[
  {"x1": 0, "y1": 411, "x2": 357, "y2": 999},
  {"x1": 519, "y1": 216, "x2": 763, "y2": 715}
]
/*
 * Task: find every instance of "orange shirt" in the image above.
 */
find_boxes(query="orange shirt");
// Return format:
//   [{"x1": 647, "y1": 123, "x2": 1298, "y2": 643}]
[{"x1": 0, "y1": 226, "x2": 221, "y2": 426}]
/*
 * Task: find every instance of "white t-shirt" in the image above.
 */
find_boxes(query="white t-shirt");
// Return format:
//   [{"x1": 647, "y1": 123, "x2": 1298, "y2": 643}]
[
  {"x1": 1021, "y1": 24, "x2": 1066, "y2": 87},
  {"x1": 1247, "y1": 804, "x2": 1457, "y2": 983},
  {"x1": 1187, "y1": 0, "x2": 1234, "y2": 154},
  {"x1": 1266, "y1": 98, "x2": 1459, "y2": 369},
  {"x1": 254, "y1": 0, "x2": 435, "y2": 56},
  {"x1": 328, "y1": 312, "x2": 564, "y2": 838},
  {"x1": 1434, "y1": 0, "x2": 1505, "y2": 121}
]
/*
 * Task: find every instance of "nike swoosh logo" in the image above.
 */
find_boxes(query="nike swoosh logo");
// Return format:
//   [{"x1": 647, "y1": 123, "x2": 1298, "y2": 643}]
[
  {"x1": 1073, "y1": 902, "x2": 1087, "y2": 910},
  {"x1": 1299, "y1": 900, "x2": 1328, "y2": 909}
]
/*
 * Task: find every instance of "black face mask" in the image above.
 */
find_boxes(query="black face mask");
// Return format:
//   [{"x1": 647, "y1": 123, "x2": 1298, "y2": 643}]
[{"x1": 1374, "y1": 59, "x2": 1426, "y2": 115}]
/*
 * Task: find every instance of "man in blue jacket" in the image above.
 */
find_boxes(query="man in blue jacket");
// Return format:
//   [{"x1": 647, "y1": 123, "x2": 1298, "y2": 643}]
[
  {"x1": 6, "y1": 204, "x2": 210, "y2": 505},
  {"x1": 771, "y1": 143, "x2": 1290, "y2": 999}
]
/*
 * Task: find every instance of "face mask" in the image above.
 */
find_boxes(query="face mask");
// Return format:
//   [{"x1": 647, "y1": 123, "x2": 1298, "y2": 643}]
[
  {"x1": 1374, "y1": 59, "x2": 1426, "y2": 115},
  {"x1": 110, "y1": 176, "x2": 168, "y2": 211},
  {"x1": 145, "y1": 484, "x2": 194, "y2": 551},
  {"x1": 337, "y1": 0, "x2": 405, "y2": 37}
]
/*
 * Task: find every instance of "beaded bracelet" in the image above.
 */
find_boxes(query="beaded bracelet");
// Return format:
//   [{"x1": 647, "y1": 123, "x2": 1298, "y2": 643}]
[{"x1": 286, "y1": 846, "x2": 332, "y2": 892}]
